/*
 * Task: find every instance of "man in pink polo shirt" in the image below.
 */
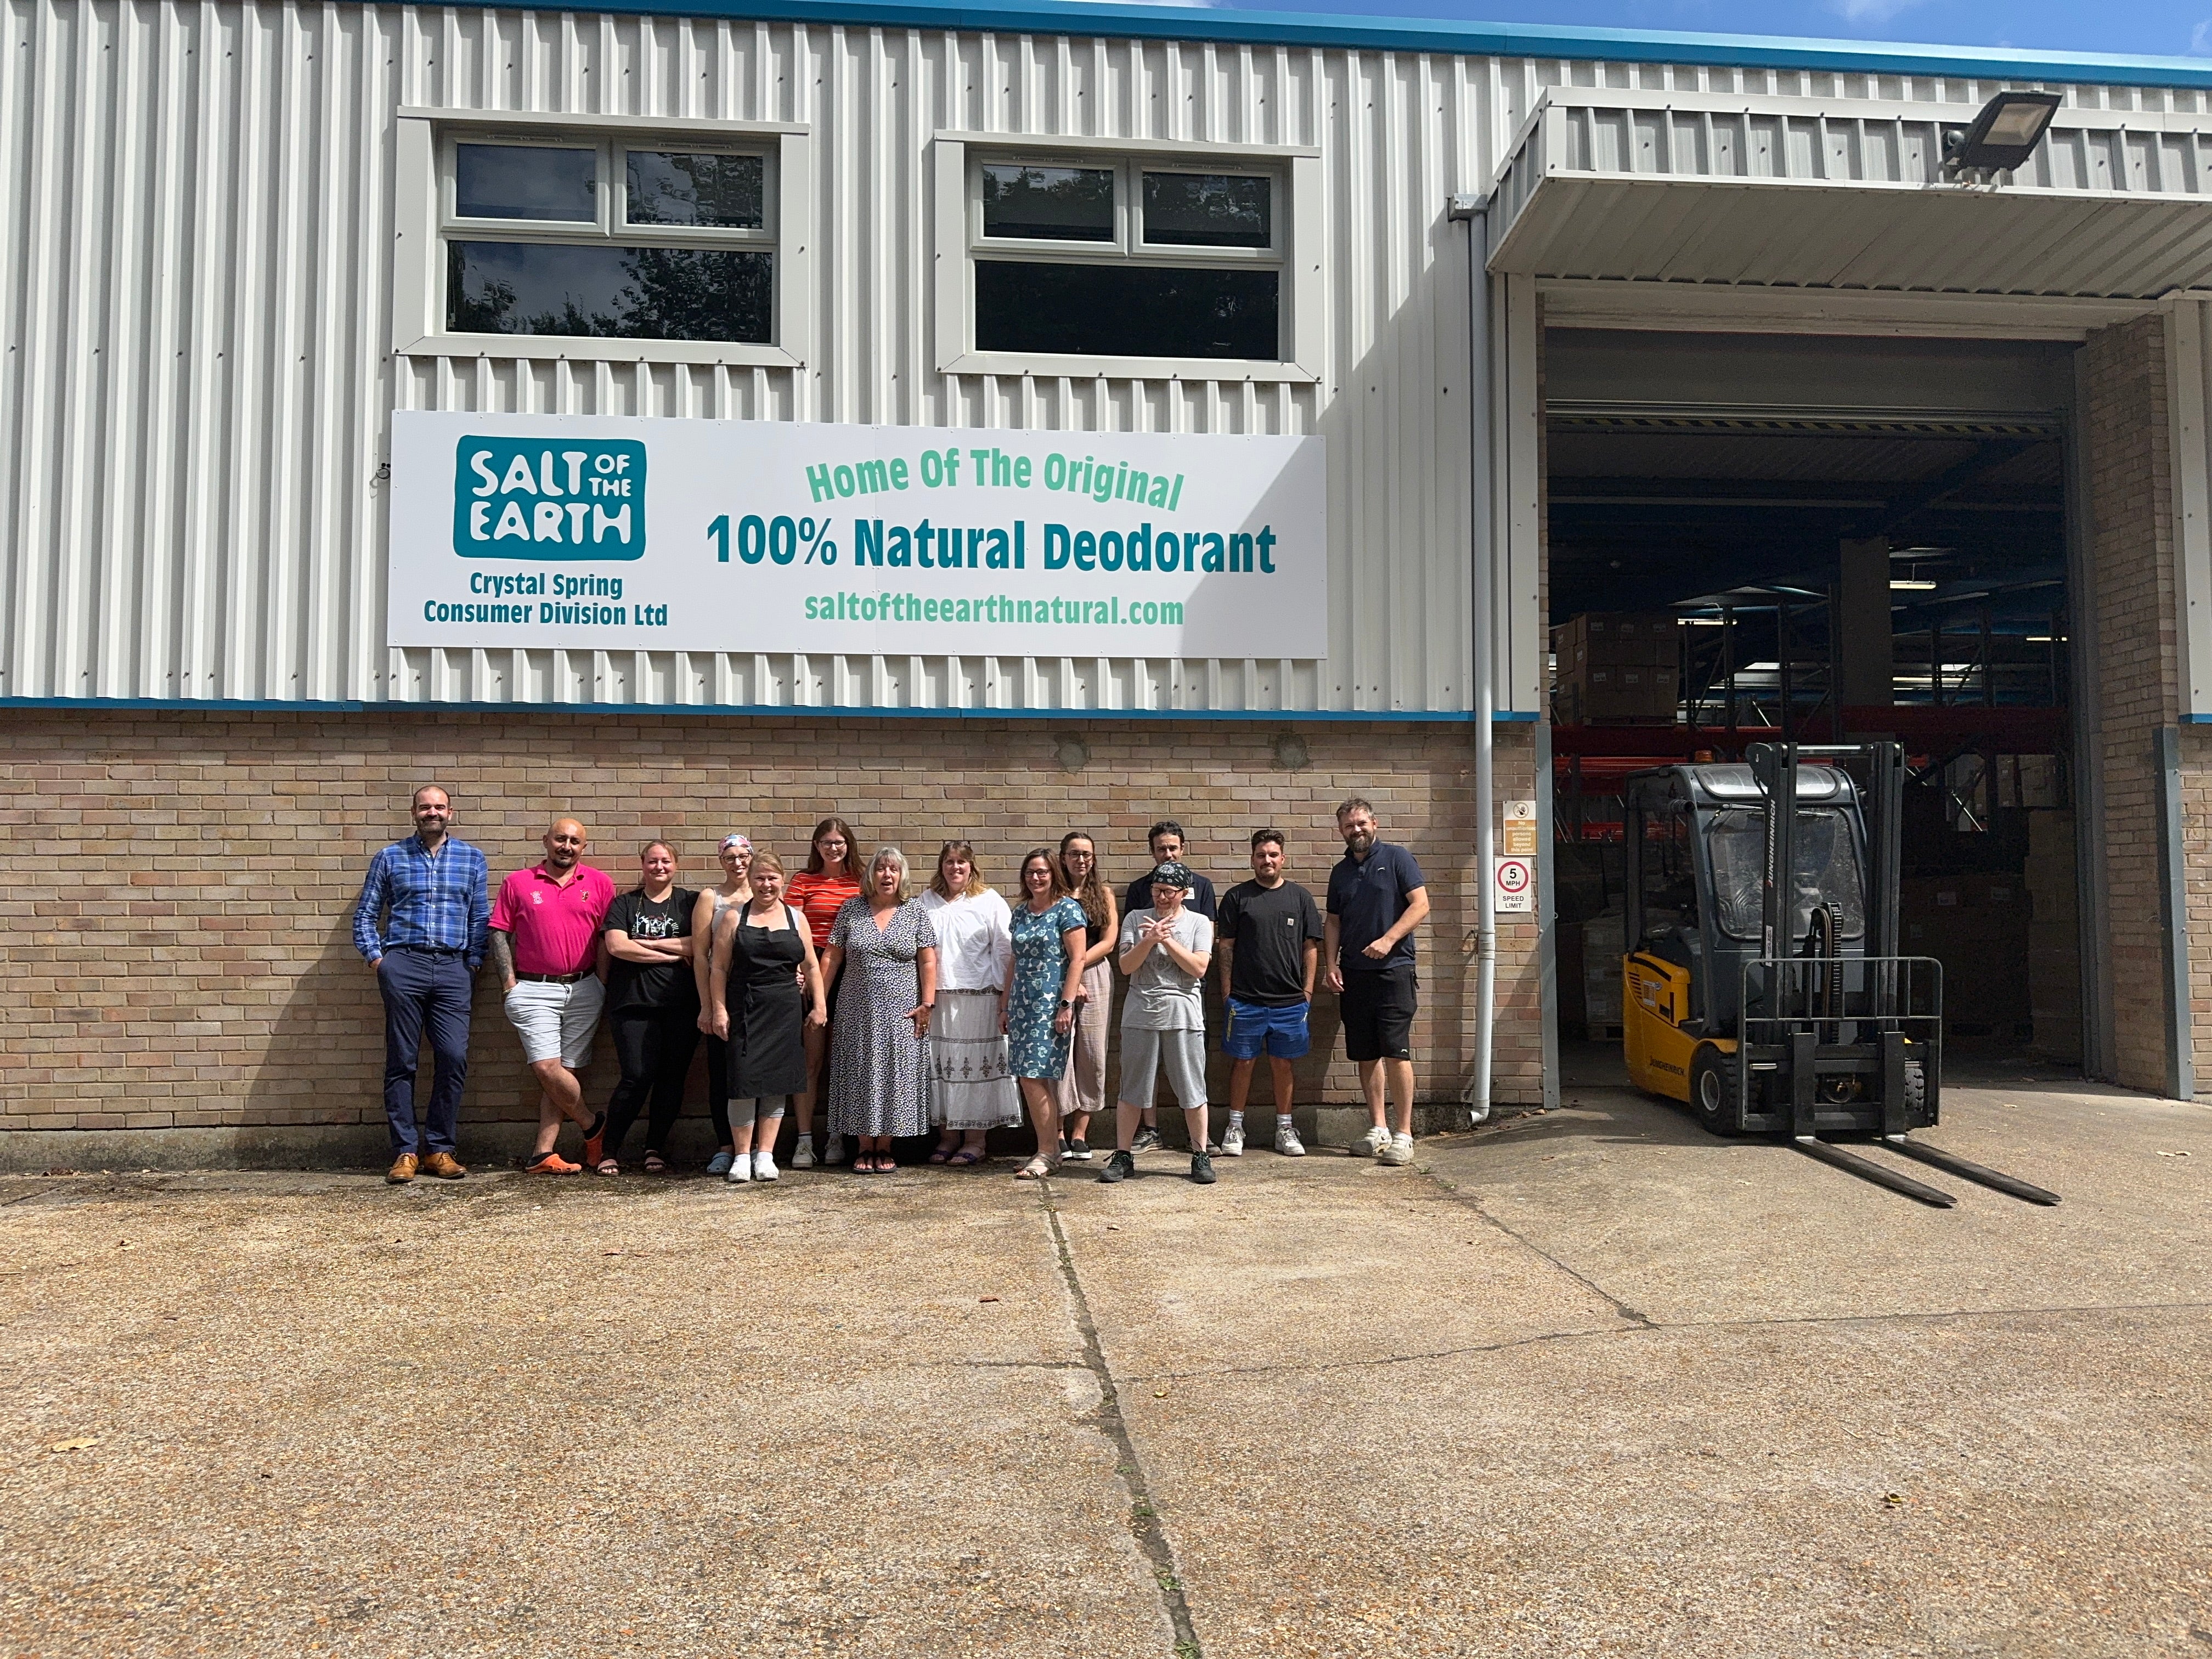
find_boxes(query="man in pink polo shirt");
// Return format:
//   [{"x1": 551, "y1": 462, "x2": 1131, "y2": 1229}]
[{"x1": 489, "y1": 817, "x2": 617, "y2": 1174}]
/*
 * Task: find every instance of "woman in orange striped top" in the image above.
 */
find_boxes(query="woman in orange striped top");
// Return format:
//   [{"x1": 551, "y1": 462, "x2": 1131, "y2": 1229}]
[{"x1": 783, "y1": 816, "x2": 864, "y2": 1167}]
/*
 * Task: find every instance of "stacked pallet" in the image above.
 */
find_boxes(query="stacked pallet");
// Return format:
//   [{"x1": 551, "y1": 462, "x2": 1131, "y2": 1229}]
[
  {"x1": 1551, "y1": 612, "x2": 1681, "y2": 724},
  {"x1": 1901, "y1": 875, "x2": 2032, "y2": 1038}
]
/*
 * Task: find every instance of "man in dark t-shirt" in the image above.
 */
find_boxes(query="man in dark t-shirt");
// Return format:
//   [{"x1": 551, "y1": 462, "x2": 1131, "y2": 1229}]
[
  {"x1": 1215, "y1": 830, "x2": 1323, "y2": 1158},
  {"x1": 1121, "y1": 820, "x2": 1216, "y2": 1150},
  {"x1": 1324, "y1": 797, "x2": 1431, "y2": 1168}
]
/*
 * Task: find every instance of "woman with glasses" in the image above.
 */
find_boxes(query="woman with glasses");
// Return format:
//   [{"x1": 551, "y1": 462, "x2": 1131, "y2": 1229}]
[
  {"x1": 1050, "y1": 831, "x2": 1118, "y2": 1161},
  {"x1": 1008, "y1": 848, "x2": 1089, "y2": 1181},
  {"x1": 784, "y1": 816, "x2": 863, "y2": 1169},
  {"x1": 691, "y1": 833, "x2": 753, "y2": 1176},
  {"x1": 817, "y1": 847, "x2": 937, "y2": 1175}
]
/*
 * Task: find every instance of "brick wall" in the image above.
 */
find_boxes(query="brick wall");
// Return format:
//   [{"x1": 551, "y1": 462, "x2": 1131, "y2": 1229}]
[
  {"x1": 0, "y1": 709, "x2": 1542, "y2": 1157},
  {"x1": 2076, "y1": 313, "x2": 2212, "y2": 1097}
]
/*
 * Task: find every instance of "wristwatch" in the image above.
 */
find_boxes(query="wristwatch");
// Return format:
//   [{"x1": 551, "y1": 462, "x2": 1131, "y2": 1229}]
[{"x1": 1057, "y1": 998, "x2": 1074, "y2": 1009}]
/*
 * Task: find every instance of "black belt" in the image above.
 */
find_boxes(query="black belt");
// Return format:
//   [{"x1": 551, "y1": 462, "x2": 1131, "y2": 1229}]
[
  {"x1": 392, "y1": 943, "x2": 462, "y2": 956},
  {"x1": 515, "y1": 970, "x2": 591, "y2": 984}
]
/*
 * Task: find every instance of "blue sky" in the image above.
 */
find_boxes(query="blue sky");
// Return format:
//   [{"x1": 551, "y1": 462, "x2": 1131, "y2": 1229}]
[{"x1": 1204, "y1": 0, "x2": 2207, "y2": 59}]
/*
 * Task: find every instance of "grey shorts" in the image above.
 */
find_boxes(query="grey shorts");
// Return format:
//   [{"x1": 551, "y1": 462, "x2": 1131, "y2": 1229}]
[
  {"x1": 1118, "y1": 1025, "x2": 1206, "y2": 1113},
  {"x1": 503, "y1": 976, "x2": 603, "y2": 1069}
]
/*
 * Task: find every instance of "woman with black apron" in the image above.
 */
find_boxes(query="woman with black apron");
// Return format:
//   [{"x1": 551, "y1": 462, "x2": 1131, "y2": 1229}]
[{"x1": 708, "y1": 851, "x2": 828, "y2": 1184}]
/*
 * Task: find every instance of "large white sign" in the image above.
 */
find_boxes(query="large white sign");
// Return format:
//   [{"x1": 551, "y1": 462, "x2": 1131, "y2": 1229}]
[{"x1": 387, "y1": 413, "x2": 1327, "y2": 659}]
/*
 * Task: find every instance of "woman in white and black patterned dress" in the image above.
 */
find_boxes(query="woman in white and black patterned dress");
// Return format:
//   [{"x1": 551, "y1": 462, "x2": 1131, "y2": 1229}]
[
  {"x1": 916, "y1": 841, "x2": 1020, "y2": 1167},
  {"x1": 817, "y1": 847, "x2": 938, "y2": 1173}
]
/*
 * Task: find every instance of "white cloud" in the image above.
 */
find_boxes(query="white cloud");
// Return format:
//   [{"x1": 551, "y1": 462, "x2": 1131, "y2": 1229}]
[
  {"x1": 1824, "y1": 0, "x2": 1925, "y2": 22},
  {"x1": 2193, "y1": 19, "x2": 2212, "y2": 54}
]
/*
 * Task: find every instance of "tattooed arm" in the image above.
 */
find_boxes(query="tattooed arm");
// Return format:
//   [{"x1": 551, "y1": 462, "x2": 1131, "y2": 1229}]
[{"x1": 488, "y1": 928, "x2": 516, "y2": 993}]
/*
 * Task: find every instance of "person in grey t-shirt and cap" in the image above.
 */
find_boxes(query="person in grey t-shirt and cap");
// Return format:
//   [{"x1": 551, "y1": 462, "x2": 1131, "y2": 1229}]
[{"x1": 1098, "y1": 862, "x2": 1218, "y2": 1187}]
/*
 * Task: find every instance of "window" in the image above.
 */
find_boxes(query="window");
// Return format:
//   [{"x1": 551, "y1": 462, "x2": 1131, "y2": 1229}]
[
  {"x1": 1706, "y1": 808, "x2": 1866, "y2": 944},
  {"x1": 969, "y1": 155, "x2": 1284, "y2": 362},
  {"x1": 439, "y1": 136, "x2": 776, "y2": 345}
]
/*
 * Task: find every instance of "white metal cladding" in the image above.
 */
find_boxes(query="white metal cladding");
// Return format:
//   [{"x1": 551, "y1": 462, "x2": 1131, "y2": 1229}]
[
  {"x1": 1490, "y1": 89, "x2": 2212, "y2": 298},
  {"x1": 8, "y1": 7, "x2": 2212, "y2": 715},
  {"x1": 2163, "y1": 292, "x2": 2212, "y2": 720}
]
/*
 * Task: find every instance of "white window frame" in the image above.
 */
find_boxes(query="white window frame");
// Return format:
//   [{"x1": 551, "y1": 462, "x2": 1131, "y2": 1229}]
[
  {"x1": 933, "y1": 133, "x2": 1323, "y2": 383},
  {"x1": 393, "y1": 110, "x2": 812, "y2": 369}
]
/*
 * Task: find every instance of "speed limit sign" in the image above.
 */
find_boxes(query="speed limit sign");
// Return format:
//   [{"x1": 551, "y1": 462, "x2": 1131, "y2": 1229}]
[{"x1": 1493, "y1": 855, "x2": 1535, "y2": 915}]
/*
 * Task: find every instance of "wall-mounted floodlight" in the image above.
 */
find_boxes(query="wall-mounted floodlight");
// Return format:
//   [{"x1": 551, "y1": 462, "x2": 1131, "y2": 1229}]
[{"x1": 1943, "y1": 91, "x2": 2062, "y2": 177}]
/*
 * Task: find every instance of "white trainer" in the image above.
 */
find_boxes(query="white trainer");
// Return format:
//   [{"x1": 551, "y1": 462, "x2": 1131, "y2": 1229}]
[
  {"x1": 1378, "y1": 1132, "x2": 1415, "y2": 1167},
  {"x1": 1353, "y1": 1124, "x2": 1391, "y2": 1158},
  {"x1": 1218, "y1": 1124, "x2": 1245, "y2": 1157},
  {"x1": 1274, "y1": 1124, "x2": 1307, "y2": 1157},
  {"x1": 752, "y1": 1149, "x2": 780, "y2": 1182},
  {"x1": 790, "y1": 1138, "x2": 816, "y2": 1170},
  {"x1": 725, "y1": 1160, "x2": 753, "y2": 1184},
  {"x1": 823, "y1": 1136, "x2": 849, "y2": 1166}
]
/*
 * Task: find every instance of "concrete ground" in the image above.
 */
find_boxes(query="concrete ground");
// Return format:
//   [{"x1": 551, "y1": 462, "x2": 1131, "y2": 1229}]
[{"x1": 2, "y1": 1080, "x2": 2207, "y2": 1657}]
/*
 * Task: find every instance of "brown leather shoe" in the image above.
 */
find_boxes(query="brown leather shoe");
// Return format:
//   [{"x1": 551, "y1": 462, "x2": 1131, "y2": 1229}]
[
  {"x1": 419, "y1": 1152, "x2": 468, "y2": 1180},
  {"x1": 386, "y1": 1154, "x2": 419, "y2": 1184}
]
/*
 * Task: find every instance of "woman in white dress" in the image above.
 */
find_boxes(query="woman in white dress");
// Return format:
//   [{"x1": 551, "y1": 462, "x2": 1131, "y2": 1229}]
[{"x1": 916, "y1": 841, "x2": 1021, "y2": 1166}]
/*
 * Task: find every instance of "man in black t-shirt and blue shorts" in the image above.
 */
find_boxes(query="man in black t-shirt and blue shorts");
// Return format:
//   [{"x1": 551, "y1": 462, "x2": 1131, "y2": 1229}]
[
  {"x1": 1215, "y1": 830, "x2": 1323, "y2": 1158},
  {"x1": 1324, "y1": 797, "x2": 1431, "y2": 1168}
]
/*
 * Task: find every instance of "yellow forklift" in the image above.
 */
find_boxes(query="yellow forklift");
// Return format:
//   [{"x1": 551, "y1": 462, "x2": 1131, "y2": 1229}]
[{"x1": 1620, "y1": 740, "x2": 2058, "y2": 1207}]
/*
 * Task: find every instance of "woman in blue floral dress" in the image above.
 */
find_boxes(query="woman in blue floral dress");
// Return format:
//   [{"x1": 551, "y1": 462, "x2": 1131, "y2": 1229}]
[{"x1": 1005, "y1": 848, "x2": 1088, "y2": 1181}]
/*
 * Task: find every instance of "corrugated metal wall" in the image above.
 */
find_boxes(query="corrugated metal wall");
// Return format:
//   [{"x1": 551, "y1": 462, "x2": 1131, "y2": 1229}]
[{"x1": 4, "y1": 1, "x2": 2208, "y2": 713}]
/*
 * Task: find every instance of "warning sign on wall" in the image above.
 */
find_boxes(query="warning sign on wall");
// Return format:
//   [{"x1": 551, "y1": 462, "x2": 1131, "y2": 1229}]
[
  {"x1": 1502, "y1": 799, "x2": 1539, "y2": 857},
  {"x1": 1493, "y1": 855, "x2": 1536, "y2": 915}
]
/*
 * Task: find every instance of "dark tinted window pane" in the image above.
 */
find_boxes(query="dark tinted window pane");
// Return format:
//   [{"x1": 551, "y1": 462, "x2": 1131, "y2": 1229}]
[
  {"x1": 1143, "y1": 172, "x2": 1271, "y2": 248},
  {"x1": 625, "y1": 151, "x2": 765, "y2": 228},
  {"x1": 980, "y1": 165, "x2": 1114, "y2": 241},
  {"x1": 448, "y1": 241, "x2": 772, "y2": 342},
  {"x1": 455, "y1": 144, "x2": 596, "y2": 222},
  {"x1": 975, "y1": 261, "x2": 1278, "y2": 359}
]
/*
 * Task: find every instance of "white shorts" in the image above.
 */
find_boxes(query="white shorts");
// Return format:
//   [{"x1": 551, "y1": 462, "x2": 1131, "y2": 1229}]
[{"x1": 504, "y1": 976, "x2": 604, "y2": 1069}]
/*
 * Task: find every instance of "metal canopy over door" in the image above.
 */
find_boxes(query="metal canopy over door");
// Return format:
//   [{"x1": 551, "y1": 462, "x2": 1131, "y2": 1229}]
[{"x1": 1487, "y1": 90, "x2": 2212, "y2": 300}]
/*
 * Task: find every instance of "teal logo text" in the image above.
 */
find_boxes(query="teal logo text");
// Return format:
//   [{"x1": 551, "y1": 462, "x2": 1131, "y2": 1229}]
[{"x1": 454, "y1": 437, "x2": 646, "y2": 561}]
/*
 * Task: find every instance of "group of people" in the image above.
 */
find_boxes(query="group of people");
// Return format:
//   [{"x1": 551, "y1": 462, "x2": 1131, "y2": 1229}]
[{"x1": 353, "y1": 791, "x2": 1430, "y2": 1189}]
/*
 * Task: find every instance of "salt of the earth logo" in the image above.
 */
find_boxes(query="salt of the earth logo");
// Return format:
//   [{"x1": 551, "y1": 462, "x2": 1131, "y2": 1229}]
[{"x1": 452, "y1": 437, "x2": 648, "y2": 561}]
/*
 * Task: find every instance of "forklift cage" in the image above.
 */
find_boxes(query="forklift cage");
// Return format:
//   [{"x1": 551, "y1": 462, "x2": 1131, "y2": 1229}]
[{"x1": 1733, "y1": 954, "x2": 1945, "y2": 1135}]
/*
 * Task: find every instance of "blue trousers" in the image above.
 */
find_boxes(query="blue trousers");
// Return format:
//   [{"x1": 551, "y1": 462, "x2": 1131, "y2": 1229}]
[{"x1": 377, "y1": 947, "x2": 475, "y2": 1155}]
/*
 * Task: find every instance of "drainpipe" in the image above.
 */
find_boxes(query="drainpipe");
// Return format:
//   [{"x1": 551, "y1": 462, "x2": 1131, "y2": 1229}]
[{"x1": 1449, "y1": 191, "x2": 1495, "y2": 1124}]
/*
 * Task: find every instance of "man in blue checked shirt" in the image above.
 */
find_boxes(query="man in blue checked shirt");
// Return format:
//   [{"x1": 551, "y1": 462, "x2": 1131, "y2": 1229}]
[{"x1": 354, "y1": 786, "x2": 491, "y2": 1184}]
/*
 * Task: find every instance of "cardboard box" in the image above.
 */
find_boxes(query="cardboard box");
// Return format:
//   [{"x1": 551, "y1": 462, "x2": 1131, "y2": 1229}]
[{"x1": 1555, "y1": 612, "x2": 1680, "y2": 670}]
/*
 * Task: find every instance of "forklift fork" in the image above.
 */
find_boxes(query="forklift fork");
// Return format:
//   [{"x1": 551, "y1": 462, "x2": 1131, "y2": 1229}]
[
  {"x1": 1875, "y1": 1138, "x2": 2062, "y2": 1205},
  {"x1": 1788, "y1": 1136, "x2": 1957, "y2": 1207}
]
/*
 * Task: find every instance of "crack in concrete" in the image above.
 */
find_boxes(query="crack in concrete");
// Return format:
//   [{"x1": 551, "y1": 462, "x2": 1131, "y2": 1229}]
[
  {"x1": 1671, "y1": 1298, "x2": 2212, "y2": 1334},
  {"x1": 1415, "y1": 1162, "x2": 2212, "y2": 1342},
  {"x1": 1417, "y1": 1163, "x2": 1660, "y2": 1328},
  {"x1": 1121, "y1": 1299, "x2": 2212, "y2": 1384},
  {"x1": 1131, "y1": 1324, "x2": 1641, "y2": 1383},
  {"x1": 1036, "y1": 1184, "x2": 1204, "y2": 1659}
]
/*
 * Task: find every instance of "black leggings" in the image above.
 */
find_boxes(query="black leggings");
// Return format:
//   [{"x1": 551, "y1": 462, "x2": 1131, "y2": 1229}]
[
  {"x1": 704, "y1": 1034, "x2": 733, "y2": 1146},
  {"x1": 604, "y1": 1006, "x2": 702, "y2": 1159}
]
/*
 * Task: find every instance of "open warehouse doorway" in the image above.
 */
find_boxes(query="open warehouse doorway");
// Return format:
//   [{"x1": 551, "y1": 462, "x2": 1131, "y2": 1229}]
[{"x1": 1542, "y1": 329, "x2": 2087, "y2": 1087}]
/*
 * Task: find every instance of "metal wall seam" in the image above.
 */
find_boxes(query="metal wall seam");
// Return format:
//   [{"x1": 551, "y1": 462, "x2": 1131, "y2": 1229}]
[{"x1": 9, "y1": 4, "x2": 2210, "y2": 714}]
